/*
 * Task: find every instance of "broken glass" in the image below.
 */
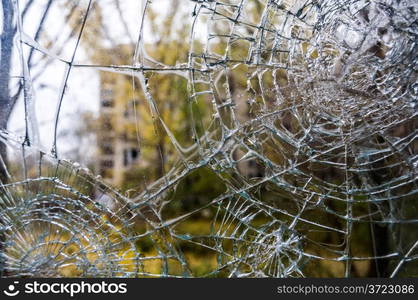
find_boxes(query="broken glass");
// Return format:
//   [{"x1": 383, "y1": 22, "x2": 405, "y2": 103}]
[{"x1": 0, "y1": 0, "x2": 417, "y2": 277}]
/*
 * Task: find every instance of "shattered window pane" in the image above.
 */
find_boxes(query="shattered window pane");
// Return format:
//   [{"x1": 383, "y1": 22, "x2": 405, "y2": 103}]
[{"x1": 0, "y1": 0, "x2": 417, "y2": 277}]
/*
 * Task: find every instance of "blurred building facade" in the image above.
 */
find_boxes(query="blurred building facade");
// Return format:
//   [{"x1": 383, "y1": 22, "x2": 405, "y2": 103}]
[
  {"x1": 96, "y1": 45, "x2": 141, "y2": 186},
  {"x1": 95, "y1": 44, "x2": 264, "y2": 188}
]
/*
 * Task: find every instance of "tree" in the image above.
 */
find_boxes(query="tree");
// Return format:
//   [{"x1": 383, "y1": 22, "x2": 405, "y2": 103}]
[
  {"x1": 0, "y1": 0, "x2": 84, "y2": 180},
  {"x1": 0, "y1": 0, "x2": 84, "y2": 276}
]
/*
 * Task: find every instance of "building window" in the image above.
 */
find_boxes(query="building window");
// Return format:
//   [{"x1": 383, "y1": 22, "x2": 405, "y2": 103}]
[
  {"x1": 102, "y1": 99, "x2": 114, "y2": 108},
  {"x1": 101, "y1": 89, "x2": 113, "y2": 98},
  {"x1": 99, "y1": 142, "x2": 114, "y2": 155},
  {"x1": 123, "y1": 148, "x2": 139, "y2": 166},
  {"x1": 101, "y1": 89, "x2": 114, "y2": 108},
  {"x1": 101, "y1": 117, "x2": 113, "y2": 130},
  {"x1": 100, "y1": 159, "x2": 114, "y2": 168}
]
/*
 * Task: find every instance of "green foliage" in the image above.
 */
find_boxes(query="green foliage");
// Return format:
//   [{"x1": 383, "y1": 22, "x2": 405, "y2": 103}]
[{"x1": 164, "y1": 167, "x2": 227, "y2": 218}]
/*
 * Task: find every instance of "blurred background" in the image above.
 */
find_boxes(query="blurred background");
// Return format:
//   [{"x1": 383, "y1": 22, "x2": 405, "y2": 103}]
[{"x1": 0, "y1": 0, "x2": 417, "y2": 277}]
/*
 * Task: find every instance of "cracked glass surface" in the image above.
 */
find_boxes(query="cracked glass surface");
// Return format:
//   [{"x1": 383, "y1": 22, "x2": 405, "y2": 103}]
[{"x1": 0, "y1": 0, "x2": 417, "y2": 277}]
